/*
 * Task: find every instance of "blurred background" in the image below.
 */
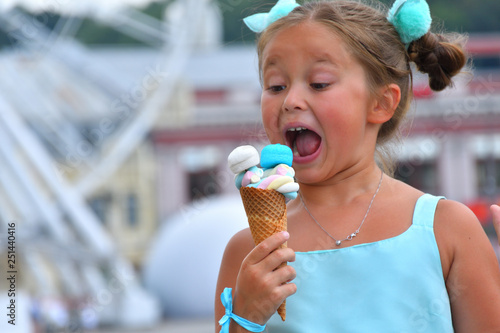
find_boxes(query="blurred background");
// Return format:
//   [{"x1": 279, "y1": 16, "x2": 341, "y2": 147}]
[{"x1": 0, "y1": 0, "x2": 498, "y2": 332}]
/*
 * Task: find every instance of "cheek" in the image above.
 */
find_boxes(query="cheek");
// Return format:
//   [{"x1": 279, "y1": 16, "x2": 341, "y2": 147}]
[
  {"x1": 317, "y1": 99, "x2": 365, "y2": 144},
  {"x1": 261, "y1": 95, "x2": 281, "y2": 139}
]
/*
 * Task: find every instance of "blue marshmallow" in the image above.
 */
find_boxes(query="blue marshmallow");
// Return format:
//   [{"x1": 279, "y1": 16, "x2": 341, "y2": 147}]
[
  {"x1": 284, "y1": 191, "x2": 298, "y2": 201},
  {"x1": 234, "y1": 172, "x2": 245, "y2": 190},
  {"x1": 260, "y1": 144, "x2": 293, "y2": 168}
]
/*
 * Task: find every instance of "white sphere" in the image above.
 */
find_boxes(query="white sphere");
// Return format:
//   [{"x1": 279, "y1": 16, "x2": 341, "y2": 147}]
[
  {"x1": 227, "y1": 145, "x2": 260, "y2": 174},
  {"x1": 142, "y1": 194, "x2": 248, "y2": 318}
]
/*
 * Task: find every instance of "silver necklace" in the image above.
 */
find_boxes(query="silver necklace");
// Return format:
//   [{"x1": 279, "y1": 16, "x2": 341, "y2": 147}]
[{"x1": 299, "y1": 170, "x2": 383, "y2": 246}]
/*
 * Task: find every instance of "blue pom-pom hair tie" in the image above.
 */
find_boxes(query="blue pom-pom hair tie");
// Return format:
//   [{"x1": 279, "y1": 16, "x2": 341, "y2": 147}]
[
  {"x1": 243, "y1": 0, "x2": 432, "y2": 49},
  {"x1": 387, "y1": 0, "x2": 432, "y2": 49},
  {"x1": 243, "y1": 0, "x2": 300, "y2": 33}
]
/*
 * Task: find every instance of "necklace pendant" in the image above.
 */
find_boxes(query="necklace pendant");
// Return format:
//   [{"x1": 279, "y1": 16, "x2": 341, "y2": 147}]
[
  {"x1": 299, "y1": 170, "x2": 383, "y2": 250},
  {"x1": 347, "y1": 233, "x2": 357, "y2": 241}
]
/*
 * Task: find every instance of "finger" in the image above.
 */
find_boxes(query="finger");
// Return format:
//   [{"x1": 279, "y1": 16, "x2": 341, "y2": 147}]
[
  {"x1": 246, "y1": 231, "x2": 290, "y2": 265},
  {"x1": 260, "y1": 247, "x2": 296, "y2": 272},
  {"x1": 281, "y1": 281, "x2": 297, "y2": 297},
  {"x1": 272, "y1": 264, "x2": 296, "y2": 285},
  {"x1": 270, "y1": 282, "x2": 297, "y2": 306},
  {"x1": 491, "y1": 205, "x2": 500, "y2": 245},
  {"x1": 262, "y1": 261, "x2": 296, "y2": 288}
]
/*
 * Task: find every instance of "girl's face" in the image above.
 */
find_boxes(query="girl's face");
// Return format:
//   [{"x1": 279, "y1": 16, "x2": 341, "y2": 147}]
[{"x1": 260, "y1": 21, "x2": 379, "y2": 185}]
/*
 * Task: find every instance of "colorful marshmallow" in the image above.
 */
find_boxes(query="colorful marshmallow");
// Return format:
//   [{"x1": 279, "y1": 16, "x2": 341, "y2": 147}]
[
  {"x1": 228, "y1": 144, "x2": 299, "y2": 201},
  {"x1": 227, "y1": 145, "x2": 260, "y2": 174},
  {"x1": 260, "y1": 143, "x2": 293, "y2": 168}
]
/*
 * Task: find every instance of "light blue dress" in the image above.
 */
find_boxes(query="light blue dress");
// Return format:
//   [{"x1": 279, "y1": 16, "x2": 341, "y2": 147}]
[{"x1": 266, "y1": 194, "x2": 454, "y2": 332}]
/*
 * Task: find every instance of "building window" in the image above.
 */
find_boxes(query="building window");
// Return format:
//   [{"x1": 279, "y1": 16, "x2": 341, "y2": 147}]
[
  {"x1": 188, "y1": 169, "x2": 220, "y2": 201},
  {"x1": 394, "y1": 161, "x2": 439, "y2": 195},
  {"x1": 88, "y1": 194, "x2": 111, "y2": 224},
  {"x1": 472, "y1": 55, "x2": 500, "y2": 71},
  {"x1": 126, "y1": 193, "x2": 139, "y2": 228},
  {"x1": 477, "y1": 158, "x2": 500, "y2": 197},
  {"x1": 195, "y1": 89, "x2": 227, "y2": 104}
]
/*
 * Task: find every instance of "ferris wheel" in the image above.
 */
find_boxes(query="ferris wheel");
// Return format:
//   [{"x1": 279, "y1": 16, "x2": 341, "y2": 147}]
[{"x1": 0, "y1": 0, "x2": 208, "y2": 328}]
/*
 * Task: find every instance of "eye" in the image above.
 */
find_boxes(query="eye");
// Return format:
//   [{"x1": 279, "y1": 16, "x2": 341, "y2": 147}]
[
  {"x1": 268, "y1": 85, "x2": 286, "y2": 93},
  {"x1": 310, "y1": 83, "x2": 330, "y2": 90}
]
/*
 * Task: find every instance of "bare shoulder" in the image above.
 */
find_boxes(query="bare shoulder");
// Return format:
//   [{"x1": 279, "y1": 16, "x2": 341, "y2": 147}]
[
  {"x1": 434, "y1": 199, "x2": 500, "y2": 331},
  {"x1": 434, "y1": 199, "x2": 484, "y2": 233},
  {"x1": 379, "y1": 176, "x2": 424, "y2": 213},
  {"x1": 433, "y1": 199, "x2": 492, "y2": 267},
  {"x1": 383, "y1": 176, "x2": 424, "y2": 200},
  {"x1": 222, "y1": 228, "x2": 255, "y2": 265},
  {"x1": 433, "y1": 199, "x2": 488, "y2": 275}
]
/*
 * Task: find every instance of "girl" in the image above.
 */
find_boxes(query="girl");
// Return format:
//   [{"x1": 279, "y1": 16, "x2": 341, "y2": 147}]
[{"x1": 216, "y1": 0, "x2": 500, "y2": 332}]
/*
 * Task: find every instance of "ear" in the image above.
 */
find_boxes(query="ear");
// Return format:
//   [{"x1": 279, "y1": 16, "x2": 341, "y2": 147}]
[{"x1": 367, "y1": 83, "x2": 401, "y2": 124}]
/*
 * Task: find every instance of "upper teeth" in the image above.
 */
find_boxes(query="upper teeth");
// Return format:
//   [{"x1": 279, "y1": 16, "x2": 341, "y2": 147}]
[{"x1": 288, "y1": 127, "x2": 306, "y2": 132}]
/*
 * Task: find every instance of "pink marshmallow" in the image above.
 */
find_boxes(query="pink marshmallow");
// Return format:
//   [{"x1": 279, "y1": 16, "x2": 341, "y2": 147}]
[
  {"x1": 275, "y1": 165, "x2": 288, "y2": 176},
  {"x1": 241, "y1": 171, "x2": 254, "y2": 187}
]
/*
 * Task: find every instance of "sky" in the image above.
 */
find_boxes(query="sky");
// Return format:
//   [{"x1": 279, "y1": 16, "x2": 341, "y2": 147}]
[{"x1": 0, "y1": 0, "x2": 159, "y2": 16}]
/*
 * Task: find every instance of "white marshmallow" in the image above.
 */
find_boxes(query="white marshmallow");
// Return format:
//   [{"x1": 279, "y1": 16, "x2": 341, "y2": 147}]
[
  {"x1": 227, "y1": 145, "x2": 260, "y2": 174},
  {"x1": 276, "y1": 182, "x2": 299, "y2": 194}
]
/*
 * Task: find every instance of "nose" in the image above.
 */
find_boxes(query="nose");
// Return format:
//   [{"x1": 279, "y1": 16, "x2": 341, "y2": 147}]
[{"x1": 283, "y1": 84, "x2": 307, "y2": 112}]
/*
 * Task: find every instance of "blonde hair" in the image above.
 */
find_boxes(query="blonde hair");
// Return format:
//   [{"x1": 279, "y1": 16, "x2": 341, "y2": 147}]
[{"x1": 256, "y1": 0, "x2": 467, "y2": 174}]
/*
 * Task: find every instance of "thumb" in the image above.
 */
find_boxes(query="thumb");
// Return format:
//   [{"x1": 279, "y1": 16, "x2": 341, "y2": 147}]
[{"x1": 491, "y1": 204, "x2": 500, "y2": 246}]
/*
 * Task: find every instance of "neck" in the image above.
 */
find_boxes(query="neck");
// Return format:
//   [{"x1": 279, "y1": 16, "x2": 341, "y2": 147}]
[{"x1": 292, "y1": 163, "x2": 383, "y2": 209}]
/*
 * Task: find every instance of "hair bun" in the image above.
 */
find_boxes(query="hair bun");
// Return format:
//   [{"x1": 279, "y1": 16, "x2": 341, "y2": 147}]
[{"x1": 409, "y1": 32, "x2": 467, "y2": 91}]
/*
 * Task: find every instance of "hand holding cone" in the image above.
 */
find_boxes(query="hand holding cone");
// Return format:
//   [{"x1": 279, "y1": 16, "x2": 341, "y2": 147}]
[
  {"x1": 240, "y1": 186, "x2": 288, "y2": 320},
  {"x1": 228, "y1": 144, "x2": 299, "y2": 321}
]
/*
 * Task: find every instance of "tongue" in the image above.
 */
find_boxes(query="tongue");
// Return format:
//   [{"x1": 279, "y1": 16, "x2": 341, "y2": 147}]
[{"x1": 295, "y1": 130, "x2": 321, "y2": 156}]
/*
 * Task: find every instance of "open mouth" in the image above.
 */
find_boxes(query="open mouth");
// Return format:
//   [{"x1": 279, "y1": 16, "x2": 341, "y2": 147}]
[{"x1": 285, "y1": 126, "x2": 322, "y2": 158}]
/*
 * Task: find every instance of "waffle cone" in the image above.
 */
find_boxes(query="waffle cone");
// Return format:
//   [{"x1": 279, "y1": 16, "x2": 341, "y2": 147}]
[{"x1": 240, "y1": 187, "x2": 287, "y2": 321}]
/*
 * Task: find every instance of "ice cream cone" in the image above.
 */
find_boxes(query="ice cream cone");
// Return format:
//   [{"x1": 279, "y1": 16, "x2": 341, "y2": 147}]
[{"x1": 240, "y1": 186, "x2": 287, "y2": 321}]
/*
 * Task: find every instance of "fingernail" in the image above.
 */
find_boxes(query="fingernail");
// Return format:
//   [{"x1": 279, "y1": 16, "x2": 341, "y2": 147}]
[{"x1": 283, "y1": 231, "x2": 290, "y2": 239}]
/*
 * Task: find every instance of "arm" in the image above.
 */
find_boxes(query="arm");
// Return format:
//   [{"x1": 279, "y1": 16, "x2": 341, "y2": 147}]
[
  {"x1": 435, "y1": 200, "x2": 500, "y2": 332},
  {"x1": 214, "y1": 229, "x2": 296, "y2": 332},
  {"x1": 492, "y1": 204, "x2": 500, "y2": 246}
]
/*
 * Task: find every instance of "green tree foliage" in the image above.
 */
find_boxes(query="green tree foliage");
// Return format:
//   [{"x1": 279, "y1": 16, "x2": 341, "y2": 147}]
[
  {"x1": 217, "y1": 0, "x2": 276, "y2": 44},
  {"x1": 74, "y1": 2, "x2": 168, "y2": 45},
  {"x1": 218, "y1": 0, "x2": 500, "y2": 44},
  {"x1": 430, "y1": 0, "x2": 500, "y2": 34}
]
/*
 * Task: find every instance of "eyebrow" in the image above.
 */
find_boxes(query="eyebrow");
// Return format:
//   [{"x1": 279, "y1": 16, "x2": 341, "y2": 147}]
[
  {"x1": 262, "y1": 57, "x2": 279, "y2": 74},
  {"x1": 261, "y1": 53, "x2": 339, "y2": 74},
  {"x1": 313, "y1": 53, "x2": 338, "y2": 65}
]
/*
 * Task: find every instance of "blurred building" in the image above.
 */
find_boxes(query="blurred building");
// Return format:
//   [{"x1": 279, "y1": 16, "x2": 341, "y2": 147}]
[
  {"x1": 152, "y1": 44, "x2": 264, "y2": 222},
  {"x1": 87, "y1": 143, "x2": 158, "y2": 265}
]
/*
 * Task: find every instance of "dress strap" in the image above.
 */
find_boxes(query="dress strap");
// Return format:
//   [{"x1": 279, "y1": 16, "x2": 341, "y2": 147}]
[{"x1": 411, "y1": 194, "x2": 445, "y2": 228}]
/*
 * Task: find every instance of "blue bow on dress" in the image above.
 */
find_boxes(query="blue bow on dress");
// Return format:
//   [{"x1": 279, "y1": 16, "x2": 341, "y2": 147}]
[{"x1": 243, "y1": 0, "x2": 300, "y2": 33}]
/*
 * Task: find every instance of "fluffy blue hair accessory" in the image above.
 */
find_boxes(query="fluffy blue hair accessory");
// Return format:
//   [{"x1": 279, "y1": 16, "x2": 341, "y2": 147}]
[
  {"x1": 387, "y1": 0, "x2": 432, "y2": 47},
  {"x1": 243, "y1": 0, "x2": 300, "y2": 33}
]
